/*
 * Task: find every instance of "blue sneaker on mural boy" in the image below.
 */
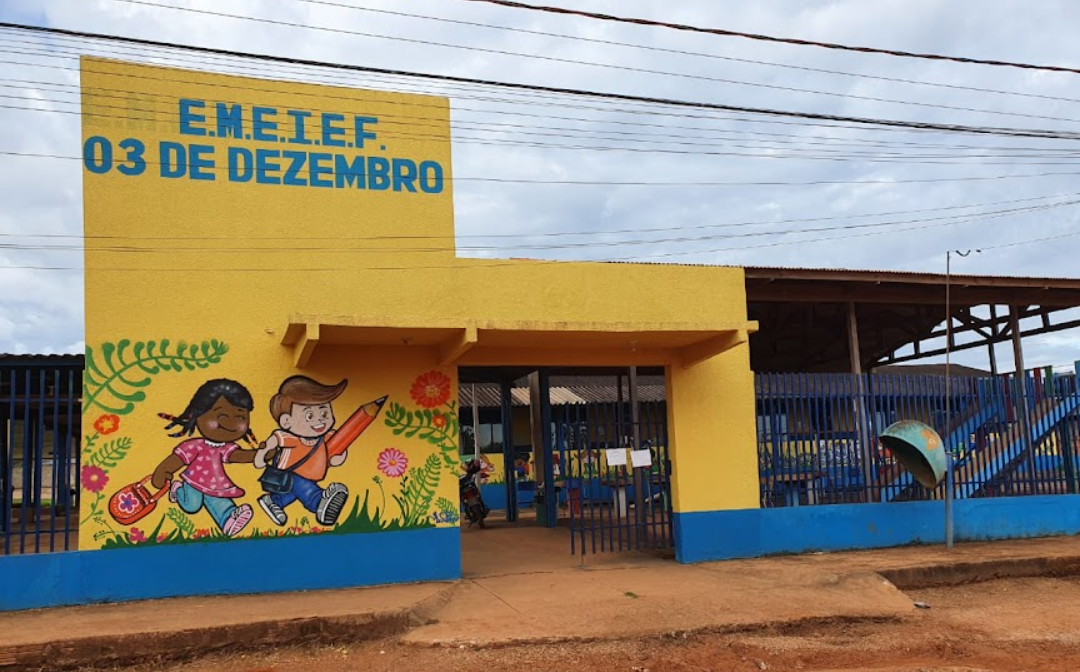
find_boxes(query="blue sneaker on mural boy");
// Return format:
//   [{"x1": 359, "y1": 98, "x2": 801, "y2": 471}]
[{"x1": 255, "y1": 375, "x2": 351, "y2": 527}]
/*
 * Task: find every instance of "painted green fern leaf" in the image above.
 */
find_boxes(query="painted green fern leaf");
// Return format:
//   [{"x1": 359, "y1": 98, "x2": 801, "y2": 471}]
[
  {"x1": 84, "y1": 339, "x2": 229, "y2": 415},
  {"x1": 397, "y1": 454, "x2": 442, "y2": 526},
  {"x1": 87, "y1": 437, "x2": 133, "y2": 469},
  {"x1": 166, "y1": 508, "x2": 196, "y2": 537}
]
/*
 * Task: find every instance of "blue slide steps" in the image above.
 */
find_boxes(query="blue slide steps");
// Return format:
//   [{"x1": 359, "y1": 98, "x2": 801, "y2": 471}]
[{"x1": 961, "y1": 393, "x2": 1080, "y2": 498}]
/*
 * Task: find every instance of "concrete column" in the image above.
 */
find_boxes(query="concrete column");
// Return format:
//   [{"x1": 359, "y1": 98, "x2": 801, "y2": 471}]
[
  {"x1": 528, "y1": 370, "x2": 556, "y2": 528},
  {"x1": 500, "y1": 378, "x2": 517, "y2": 522},
  {"x1": 667, "y1": 342, "x2": 759, "y2": 562},
  {"x1": 471, "y1": 383, "x2": 480, "y2": 461}
]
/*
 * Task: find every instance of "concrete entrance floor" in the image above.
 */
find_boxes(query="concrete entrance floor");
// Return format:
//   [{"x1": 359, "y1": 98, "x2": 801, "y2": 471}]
[
  {"x1": 419, "y1": 519, "x2": 909, "y2": 647},
  {"x1": 461, "y1": 512, "x2": 673, "y2": 577}
]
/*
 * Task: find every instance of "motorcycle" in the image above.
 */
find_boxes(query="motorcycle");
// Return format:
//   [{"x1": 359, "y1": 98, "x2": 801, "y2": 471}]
[{"x1": 459, "y1": 458, "x2": 490, "y2": 528}]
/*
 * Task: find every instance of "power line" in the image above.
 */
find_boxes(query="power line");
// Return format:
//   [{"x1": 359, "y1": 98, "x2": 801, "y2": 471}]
[
  {"x1": 4, "y1": 22, "x2": 1079, "y2": 141},
  {"x1": 0, "y1": 198, "x2": 1073, "y2": 255},
  {"x1": 453, "y1": 0, "x2": 1080, "y2": 76},
  {"x1": 286, "y1": 0, "x2": 1080, "y2": 106},
  {"x1": 11, "y1": 43, "x2": 1080, "y2": 154},
  {"x1": 14, "y1": 98, "x2": 1080, "y2": 165},
  {"x1": 18, "y1": 85, "x2": 1080, "y2": 161},
  {"x1": 38, "y1": 200, "x2": 1080, "y2": 252},
  {"x1": 7, "y1": 148, "x2": 1080, "y2": 186},
  {"x1": 982, "y1": 228, "x2": 1080, "y2": 252},
  {"x1": 2, "y1": 197, "x2": 1074, "y2": 271},
  {"x1": 3, "y1": 192, "x2": 1068, "y2": 241},
  {"x1": 626, "y1": 199, "x2": 1080, "y2": 262},
  {"x1": 10, "y1": 75, "x2": 1080, "y2": 159},
  {"x1": 102, "y1": 0, "x2": 1080, "y2": 127}
]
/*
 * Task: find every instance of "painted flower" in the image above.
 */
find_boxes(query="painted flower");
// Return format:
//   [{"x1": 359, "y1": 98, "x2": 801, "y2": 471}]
[
  {"x1": 410, "y1": 371, "x2": 451, "y2": 409},
  {"x1": 129, "y1": 527, "x2": 147, "y2": 544},
  {"x1": 432, "y1": 413, "x2": 447, "y2": 429},
  {"x1": 192, "y1": 529, "x2": 210, "y2": 540},
  {"x1": 157, "y1": 534, "x2": 168, "y2": 543},
  {"x1": 378, "y1": 448, "x2": 408, "y2": 478},
  {"x1": 81, "y1": 465, "x2": 109, "y2": 493},
  {"x1": 116, "y1": 491, "x2": 138, "y2": 514},
  {"x1": 93, "y1": 414, "x2": 121, "y2": 436}
]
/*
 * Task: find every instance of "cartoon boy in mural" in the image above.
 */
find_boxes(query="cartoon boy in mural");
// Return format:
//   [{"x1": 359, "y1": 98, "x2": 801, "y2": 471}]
[
  {"x1": 254, "y1": 376, "x2": 353, "y2": 527},
  {"x1": 150, "y1": 379, "x2": 260, "y2": 537}
]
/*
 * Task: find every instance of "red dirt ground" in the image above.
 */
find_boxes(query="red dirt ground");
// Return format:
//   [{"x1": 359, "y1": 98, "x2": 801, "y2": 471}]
[{"x1": 113, "y1": 575, "x2": 1080, "y2": 672}]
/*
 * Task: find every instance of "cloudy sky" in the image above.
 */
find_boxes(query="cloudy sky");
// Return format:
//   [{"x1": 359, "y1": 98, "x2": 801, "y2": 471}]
[{"x1": 1, "y1": 0, "x2": 1079, "y2": 370}]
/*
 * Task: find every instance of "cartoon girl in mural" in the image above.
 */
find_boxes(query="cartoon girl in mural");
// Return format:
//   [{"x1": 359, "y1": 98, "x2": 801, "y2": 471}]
[{"x1": 150, "y1": 379, "x2": 261, "y2": 537}]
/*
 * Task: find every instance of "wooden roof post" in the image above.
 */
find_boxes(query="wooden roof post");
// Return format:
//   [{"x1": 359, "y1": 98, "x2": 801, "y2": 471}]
[
  {"x1": 988, "y1": 305, "x2": 1000, "y2": 376},
  {"x1": 848, "y1": 302, "x2": 876, "y2": 501},
  {"x1": 1009, "y1": 306, "x2": 1034, "y2": 464}
]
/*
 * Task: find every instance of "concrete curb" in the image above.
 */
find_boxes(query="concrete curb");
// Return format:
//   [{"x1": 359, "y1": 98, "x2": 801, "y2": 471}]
[
  {"x1": 400, "y1": 614, "x2": 909, "y2": 650},
  {"x1": 0, "y1": 584, "x2": 457, "y2": 672},
  {"x1": 879, "y1": 555, "x2": 1080, "y2": 590}
]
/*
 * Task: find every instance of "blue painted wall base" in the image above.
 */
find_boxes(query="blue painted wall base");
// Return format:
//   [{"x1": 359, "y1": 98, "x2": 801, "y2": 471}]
[
  {"x1": 674, "y1": 495, "x2": 1080, "y2": 563},
  {"x1": 0, "y1": 527, "x2": 460, "y2": 612}
]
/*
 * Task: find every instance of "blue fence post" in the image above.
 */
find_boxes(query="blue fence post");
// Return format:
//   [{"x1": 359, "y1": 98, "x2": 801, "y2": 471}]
[{"x1": 500, "y1": 378, "x2": 517, "y2": 524}]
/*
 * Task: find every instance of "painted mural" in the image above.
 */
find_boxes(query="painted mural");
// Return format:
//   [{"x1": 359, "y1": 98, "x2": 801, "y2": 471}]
[
  {"x1": 78, "y1": 56, "x2": 462, "y2": 552},
  {"x1": 79, "y1": 338, "x2": 459, "y2": 549}
]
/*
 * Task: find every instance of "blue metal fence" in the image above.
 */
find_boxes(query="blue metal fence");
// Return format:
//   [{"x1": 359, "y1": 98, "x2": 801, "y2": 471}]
[
  {"x1": 756, "y1": 368, "x2": 1080, "y2": 508},
  {"x1": 1, "y1": 357, "x2": 82, "y2": 554}
]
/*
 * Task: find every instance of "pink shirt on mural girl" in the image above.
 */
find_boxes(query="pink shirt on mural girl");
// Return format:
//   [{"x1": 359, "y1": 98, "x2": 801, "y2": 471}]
[{"x1": 173, "y1": 438, "x2": 245, "y2": 498}]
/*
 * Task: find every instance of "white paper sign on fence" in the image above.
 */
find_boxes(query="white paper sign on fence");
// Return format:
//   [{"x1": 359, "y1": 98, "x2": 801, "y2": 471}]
[
  {"x1": 605, "y1": 448, "x2": 628, "y2": 467},
  {"x1": 630, "y1": 449, "x2": 653, "y2": 468}
]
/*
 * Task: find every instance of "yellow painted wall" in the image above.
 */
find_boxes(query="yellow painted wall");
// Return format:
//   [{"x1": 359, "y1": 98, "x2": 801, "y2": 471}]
[
  {"x1": 79, "y1": 57, "x2": 762, "y2": 551},
  {"x1": 80, "y1": 58, "x2": 462, "y2": 548},
  {"x1": 668, "y1": 343, "x2": 760, "y2": 513}
]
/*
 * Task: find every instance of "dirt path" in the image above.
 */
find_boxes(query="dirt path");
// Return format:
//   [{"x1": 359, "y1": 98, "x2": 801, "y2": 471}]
[{"x1": 110, "y1": 576, "x2": 1080, "y2": 672}]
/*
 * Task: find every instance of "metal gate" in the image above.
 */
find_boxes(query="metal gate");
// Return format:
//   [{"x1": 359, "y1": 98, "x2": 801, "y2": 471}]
[
  {"x1": 554, "y1": 392, "x2": 672, "y2": 555},
  {"x1": 1, "y1": 356, "x2": 82, "y2": 555}
]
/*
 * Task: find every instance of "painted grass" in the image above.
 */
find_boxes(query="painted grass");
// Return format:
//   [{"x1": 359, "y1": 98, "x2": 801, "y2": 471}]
[{"x1": 99, "y1": 491, "x2": 433, "y2": 549}]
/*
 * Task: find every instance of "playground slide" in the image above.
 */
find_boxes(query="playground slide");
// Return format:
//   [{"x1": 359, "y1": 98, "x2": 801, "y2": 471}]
[{"x1": 961, "y1": 394, "x2": 1080, "y2": 498}]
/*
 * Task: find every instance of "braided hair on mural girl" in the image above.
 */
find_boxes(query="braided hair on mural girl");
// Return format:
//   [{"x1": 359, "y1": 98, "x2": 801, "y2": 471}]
[{"x1": 158, "y1": 378, "x2": 258, "y2": 445}]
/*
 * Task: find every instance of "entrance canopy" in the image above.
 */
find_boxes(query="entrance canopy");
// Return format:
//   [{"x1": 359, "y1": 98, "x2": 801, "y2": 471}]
[
  {"x1": 745, "y1": 266, "x2": 1080, "y2": 373},
  {"x1": 281, "y1": 315, "x2": 757, "y2": 370}
]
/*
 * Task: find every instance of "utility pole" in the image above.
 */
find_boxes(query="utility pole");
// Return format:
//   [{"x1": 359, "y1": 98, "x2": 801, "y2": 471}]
[{"x1": 945, "y1": 249, "x2": 979, "y2": 549}]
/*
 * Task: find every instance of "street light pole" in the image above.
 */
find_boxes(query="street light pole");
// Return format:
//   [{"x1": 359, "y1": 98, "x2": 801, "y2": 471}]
[{"x1": 945, "y1": 249, "x2": 979, "y2": 550}]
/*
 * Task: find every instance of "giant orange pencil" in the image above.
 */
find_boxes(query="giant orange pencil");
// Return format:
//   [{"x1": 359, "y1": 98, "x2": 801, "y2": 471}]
[{"x1": 326, "y1": 395, "x2": 388, "y2": 458}]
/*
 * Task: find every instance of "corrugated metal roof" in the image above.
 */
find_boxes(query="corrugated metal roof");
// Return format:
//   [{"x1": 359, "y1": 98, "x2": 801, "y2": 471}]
[
  {"x1": 743, "y1": 265, "x2": 1080, "y2": 287},
  {"x1": 491, "y1": 258, "x2": 1080, "y2": 285},
  {"x1": 0, "y1": 354, "x2": 84, "y2": 365},
  {"x1": 459, "y1": 383, "x2": 666, "y2": 408}
]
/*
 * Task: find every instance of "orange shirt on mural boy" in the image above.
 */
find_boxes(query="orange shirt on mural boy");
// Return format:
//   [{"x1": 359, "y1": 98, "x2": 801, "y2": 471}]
[{"x1": 271, "y1": 429, "x2": 338, "y2": 482}]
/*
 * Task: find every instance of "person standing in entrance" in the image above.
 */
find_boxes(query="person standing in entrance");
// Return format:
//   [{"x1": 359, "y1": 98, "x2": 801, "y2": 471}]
[{"x1": 256, "y1": 375, "x2": 350, "y2": 527}]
